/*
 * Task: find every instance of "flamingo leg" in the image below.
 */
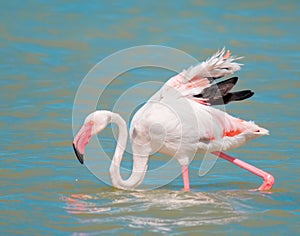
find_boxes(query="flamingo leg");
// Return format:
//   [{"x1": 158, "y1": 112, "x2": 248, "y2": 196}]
[
  {"x1": 181, "y1": 166, "x2": 190, "y2": 191},
  {"x1": 212, "y1": 151, "x2": 274, "y2": 191}
]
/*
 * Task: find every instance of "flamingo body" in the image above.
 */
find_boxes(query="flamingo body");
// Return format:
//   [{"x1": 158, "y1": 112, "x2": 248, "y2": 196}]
[{"x1": 72, "y1": 49, "x2": 274, "y2": 191}]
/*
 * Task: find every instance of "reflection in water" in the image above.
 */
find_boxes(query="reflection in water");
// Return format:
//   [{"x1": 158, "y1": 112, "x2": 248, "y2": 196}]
[
  {"x1": 62, "y1": 194, "x2": 111, "y2": 215},
  {"x1": 61, "y1": 189, "x2": 252, "y2": 232}
]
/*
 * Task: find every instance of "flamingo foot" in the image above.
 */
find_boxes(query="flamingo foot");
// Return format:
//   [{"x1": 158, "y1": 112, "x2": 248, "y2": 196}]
[{"x1": 258, "y1": 174, "x2": 275, "y2": 191}]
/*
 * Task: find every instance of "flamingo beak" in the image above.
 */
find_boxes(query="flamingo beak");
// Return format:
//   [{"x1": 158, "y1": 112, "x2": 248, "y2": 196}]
[
  {"x1": 72, "y1": 143, "x2": 84, "y2": 164},
  {"x1": 72, "y1": 122, "x2": 93, "y2": 165}
]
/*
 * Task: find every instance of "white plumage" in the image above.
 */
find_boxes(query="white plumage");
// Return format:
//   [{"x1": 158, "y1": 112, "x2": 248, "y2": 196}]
[{"x1": 73, "y1": 49, "x2": 274, "y2": 191}]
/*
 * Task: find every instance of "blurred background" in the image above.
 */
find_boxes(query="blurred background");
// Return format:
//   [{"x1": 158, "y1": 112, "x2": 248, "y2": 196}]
[{"x1": 1, "y1": 0, "x2": 299, "y2": 235}]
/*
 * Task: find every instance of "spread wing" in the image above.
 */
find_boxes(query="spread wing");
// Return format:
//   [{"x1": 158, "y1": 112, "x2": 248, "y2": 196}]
[{"x1": 165, "y1": 48, "x2": 254, "y2": 105}]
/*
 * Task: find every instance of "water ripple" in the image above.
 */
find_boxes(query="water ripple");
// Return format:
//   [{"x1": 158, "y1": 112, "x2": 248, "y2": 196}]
[{"x1": 60, "y1": 189, "x2": 252, "y2": 233}]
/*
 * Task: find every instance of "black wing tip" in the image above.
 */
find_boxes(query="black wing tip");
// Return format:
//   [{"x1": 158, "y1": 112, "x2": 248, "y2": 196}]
[
  {"x1": 229, "y1": 76, "x2": 238, "y2": 85},
  {"x1": 224, "y1": 90, "x2": 254, "y2": 104},
  {"x1": 192, "y1": 77, "x2": 254, "y2": 105},
  {"x1": 72, "y1": 143, "x2": 84, "y2": 164},
  {"x1": 232, "y1": 90, "x2": 254, "y2": 101}
]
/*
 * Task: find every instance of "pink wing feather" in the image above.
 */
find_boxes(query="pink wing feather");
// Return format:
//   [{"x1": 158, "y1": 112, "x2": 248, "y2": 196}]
[{"x1": 165, "y1": 48, "x2": 243, "y2": 105}]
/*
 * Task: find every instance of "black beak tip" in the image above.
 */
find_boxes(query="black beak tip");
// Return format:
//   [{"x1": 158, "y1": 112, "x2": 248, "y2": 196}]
[{"x1": 72, "y1": 143, "x2": 84, "y2": 164}]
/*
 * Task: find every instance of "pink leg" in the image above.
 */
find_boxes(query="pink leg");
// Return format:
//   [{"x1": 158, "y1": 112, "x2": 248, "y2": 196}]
[
  {"x1": 181, "y1": 166, "x2": 190, "y2": 191},
  {"x1": 212, "y1": 152, "x2": 274, "y2": 191}
]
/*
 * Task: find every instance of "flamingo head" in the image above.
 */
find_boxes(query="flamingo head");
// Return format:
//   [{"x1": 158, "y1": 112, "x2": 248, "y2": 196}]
[{"x1": 72, "y1": 111, "x2": 112, "y2": 164}]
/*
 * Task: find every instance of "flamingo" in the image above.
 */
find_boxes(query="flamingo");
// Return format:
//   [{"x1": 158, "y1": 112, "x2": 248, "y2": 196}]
[{"x1": 72, "y1": 49, "x2": 274, "y2": 191}]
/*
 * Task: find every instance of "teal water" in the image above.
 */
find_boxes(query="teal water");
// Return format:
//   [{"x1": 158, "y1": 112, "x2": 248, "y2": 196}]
[{"x1": 1, "y1": 0, "x2": 300, "y2": 235}]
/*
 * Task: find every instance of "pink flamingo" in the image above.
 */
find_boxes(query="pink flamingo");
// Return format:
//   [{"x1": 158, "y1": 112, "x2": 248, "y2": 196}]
[{"x1": 72, "y1": 49, "x2": 274, "y2": 191}]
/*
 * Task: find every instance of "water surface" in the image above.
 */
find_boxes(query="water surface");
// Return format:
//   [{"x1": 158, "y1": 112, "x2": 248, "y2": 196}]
[{"x1": 1, "y1": 0, "x2": 299, "y2": 235}]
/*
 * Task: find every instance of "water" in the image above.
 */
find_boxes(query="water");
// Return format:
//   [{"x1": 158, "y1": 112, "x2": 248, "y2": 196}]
[{"x1": 1, "y1": 0, "x2": 299, "y2": 235}]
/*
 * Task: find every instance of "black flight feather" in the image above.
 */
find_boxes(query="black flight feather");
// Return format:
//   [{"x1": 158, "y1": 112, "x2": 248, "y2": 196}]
[{"x1": 193, "y1": 77, "x2": 254, "y2": 105}]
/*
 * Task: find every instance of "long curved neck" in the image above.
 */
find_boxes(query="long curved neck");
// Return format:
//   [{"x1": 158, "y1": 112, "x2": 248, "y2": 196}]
[{"x1": 109, "y1": 113, "x2": 148, "y2": 190}]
